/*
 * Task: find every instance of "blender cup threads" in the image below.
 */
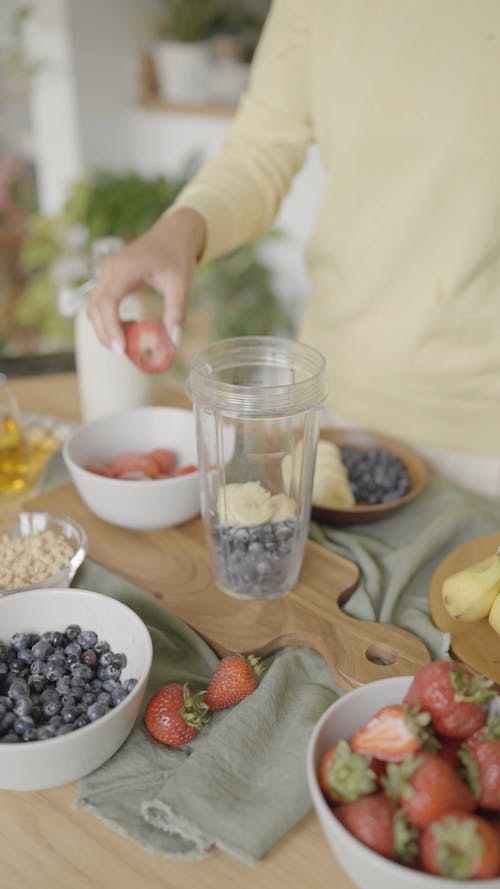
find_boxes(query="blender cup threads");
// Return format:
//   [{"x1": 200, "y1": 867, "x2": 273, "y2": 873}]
[{"x1": 189, "y1": 337, "x2": 328, "y2": 600}]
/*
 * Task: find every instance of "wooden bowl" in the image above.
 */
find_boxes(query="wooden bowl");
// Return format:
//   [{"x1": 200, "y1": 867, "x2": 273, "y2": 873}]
[
  {"x1": 428, "y1": 532, "x2": 500, "y2": 685},
  {"x1": 311, "y1": 427, "x2": 428, "y2": 526}
]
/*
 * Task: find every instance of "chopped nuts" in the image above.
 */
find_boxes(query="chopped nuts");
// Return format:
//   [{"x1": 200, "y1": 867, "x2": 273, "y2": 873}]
[{"x1": 0, "y1": 530, "x2": 75, "y2": 590}]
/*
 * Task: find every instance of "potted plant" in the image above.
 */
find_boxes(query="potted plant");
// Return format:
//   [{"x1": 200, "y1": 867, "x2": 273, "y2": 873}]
[{"x1": 152, "y1": 0, "x2": 220, "y2": 105}]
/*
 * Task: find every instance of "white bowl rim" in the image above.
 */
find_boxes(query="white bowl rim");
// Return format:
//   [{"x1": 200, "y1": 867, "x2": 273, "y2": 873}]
[
  {"x1": 305, "y1": 675, "x2": 500, "y2": 889},
  {"x1": 0, "y1": 586, "x2": 153, "y2": 749}
]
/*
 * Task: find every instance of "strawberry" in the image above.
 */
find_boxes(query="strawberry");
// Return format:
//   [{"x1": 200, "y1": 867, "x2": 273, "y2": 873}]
[
  {"x1": 382, "y1": 751, "x2": 476, "y2": 829},
  {"x1": 460, "y1": 718, "x2": 500, "y2": 811},
  {"x1": 318, "y1": 740, "x2": 378, "y2": 805},
  {"x1": 335, "y1": 793, "x2": 419, "y2": 864},
  {"x1": 436, "y1": 735, "x2": 463, "y2": 771},
  {"x1": 144, "y1": 682, "x2": 208, "y2": 746},
  {"x1": 173, "y1": 464, "x2": 198, "y2": 477},
  {"x1": 147, "y1": 448, "x2": 176, "y2": 475},
  {"x1": 204, "y1": 654, "x2": 263, "y2": 711},
  {"x1": 350, "y1": 704, "x2": 436, "y2": 762},
  {"x1": 420, "y1": 811, "x2": 500, "y2": 879},
  {"x1": 335, "y1": 793, "x2": 396, "y2": 859},
  {"x1": 108, "y1": 451, "x2": 158, "y2": 478},
  {"x1": 403, "y1": 660, "x2": 494, "y2": 739},
  {"x1": 123, "y1": 320, "x2": 174, "y2": 375},
  {"x1": 85, "y1": 463, "x2": 113, "y2": 477}
]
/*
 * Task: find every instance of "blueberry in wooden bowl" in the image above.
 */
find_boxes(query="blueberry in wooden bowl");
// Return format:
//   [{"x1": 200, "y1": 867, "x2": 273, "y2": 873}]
[{"x1": 311, "y1": 428, "x2": 428, "y2": 526}]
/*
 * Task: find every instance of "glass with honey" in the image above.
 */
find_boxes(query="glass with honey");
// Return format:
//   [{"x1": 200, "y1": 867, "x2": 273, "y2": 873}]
[{"x1": 0, "y1": 374, "x2": 50, "y2": 499}]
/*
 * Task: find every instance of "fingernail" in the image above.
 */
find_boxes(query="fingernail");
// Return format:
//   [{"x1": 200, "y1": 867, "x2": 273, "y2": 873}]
[
  {"x1": 169, "y1": 324, "x2": 181, "y2": 348},
  {"x1": 111, "y1": 339, "x2": 124, "y2": 354}
]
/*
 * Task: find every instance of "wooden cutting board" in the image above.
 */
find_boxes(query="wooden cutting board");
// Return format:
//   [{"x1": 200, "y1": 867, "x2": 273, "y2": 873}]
[
  {"x1": 429, "y1": 532, "x2": 500, "y2": 685},
  {"x1": 29, "y1": 482, "x2": 430, "y2": 690}
]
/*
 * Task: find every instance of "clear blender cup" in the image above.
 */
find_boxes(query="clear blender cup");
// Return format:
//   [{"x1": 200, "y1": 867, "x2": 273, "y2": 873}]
[{"x1": 188, "y1": 336, "x2": 327, "y2": 600}]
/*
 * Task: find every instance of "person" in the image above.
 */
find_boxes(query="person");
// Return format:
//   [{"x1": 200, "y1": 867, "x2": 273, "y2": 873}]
[{"x1": 88, "y1": 0, "x2": 500, "y2": 498}]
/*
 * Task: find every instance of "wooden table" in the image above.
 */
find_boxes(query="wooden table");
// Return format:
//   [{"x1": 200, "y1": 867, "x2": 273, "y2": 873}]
[{"x1": 0, "y1": 373, "x2": 357, "y2": 889}]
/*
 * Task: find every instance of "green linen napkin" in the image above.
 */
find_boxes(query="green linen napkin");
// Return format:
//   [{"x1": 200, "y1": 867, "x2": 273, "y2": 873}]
[
  {"x1": 72, "y1": 560, "x2": 340, "y2": 865},
  {"x1": 310, "y1": 475, "x2": 500, "y2": 659}
]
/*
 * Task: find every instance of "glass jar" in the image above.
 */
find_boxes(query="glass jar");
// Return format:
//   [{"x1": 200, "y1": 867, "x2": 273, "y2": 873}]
[{"x1": 188, "y1": 336, "x2": 327, "y2": 600}]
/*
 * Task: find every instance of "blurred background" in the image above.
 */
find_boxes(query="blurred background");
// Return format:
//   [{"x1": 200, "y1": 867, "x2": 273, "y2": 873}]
[{"x1": 0, "y1": 0, "x2": 325, "y2": 379}]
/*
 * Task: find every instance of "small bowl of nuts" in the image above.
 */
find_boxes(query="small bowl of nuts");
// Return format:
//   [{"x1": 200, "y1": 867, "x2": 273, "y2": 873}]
[{"x1": 0, "y1": 512, "x2": 87, "y2": 596}]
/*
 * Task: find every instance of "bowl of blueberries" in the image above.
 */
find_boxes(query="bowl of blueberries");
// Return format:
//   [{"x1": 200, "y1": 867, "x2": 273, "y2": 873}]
[
  {"x1": 0, "y1": 586, "x2": 152, "y2": 790},
  {"x1": 311, "y1": 428, "x2": 428, "y2": 525}
]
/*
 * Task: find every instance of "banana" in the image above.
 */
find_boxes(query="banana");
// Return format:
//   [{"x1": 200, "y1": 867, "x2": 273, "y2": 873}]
[
  {"x1": 282, "y1": 439, "x2": 355, "y2": 509},
  {"x1": 217, "y1": 481, "x2": 273, "y2": 527},
  {"x1": 269, "y1": 492, "x2": 296, "y2": 522},
  {"x1": 441, "y1": 548, "x2": 500, "y2": 622},
  {"x1": 488, "y1": 591, "x2": 500, "y2": 635}
]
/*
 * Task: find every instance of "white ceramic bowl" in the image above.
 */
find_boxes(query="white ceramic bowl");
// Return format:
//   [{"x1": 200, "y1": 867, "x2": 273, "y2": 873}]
[
  {"x1": 0, "y1": 587, "x2": 152, "y2": 790},
  {"x1": 63, "y1": 406, "x2": 200, "y2": 530},
  {"x1": 0, "y1": 512, "x2": 87, "y2": 596},
  {"x1": 306, "y1": 676, "x2": 499, "y2": 889}
]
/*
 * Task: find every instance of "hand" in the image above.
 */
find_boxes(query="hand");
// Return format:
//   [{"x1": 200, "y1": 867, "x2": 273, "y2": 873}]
[{"x1": 87, "y1": 207, "x2": 206, "y2": 350}]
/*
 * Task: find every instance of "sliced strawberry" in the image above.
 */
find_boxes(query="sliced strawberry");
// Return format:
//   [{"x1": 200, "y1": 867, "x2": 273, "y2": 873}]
[
  {"x1": 123, "y1": 320, "x2": 174, "y2": 375},
  {"x1": 420, "y1": 811, "x2": 500, "y2": 879},
  {"x1": 85, "y1": 463, "x2": 113, "y2": 477},
  {"x1": 318, "y1": 740, "x2": 378, "y2": 805},
  {"x1": 117, "y1": 470, "x2": 151, "y2": 480},
  {"x1": 108, "y1": 451, "x2": 158, "y2": 478},
  {"x1": 147, "y1": 448, "x2": 176, "y2": 474},
  {"x1": 403, "y1": 661, "x2": 494, "y2": 739},
  {"x1": 173, "y1": 464, "x2": 197, "y2": 477},
  {"x1": 351, "y1": 704, "x2": 436, "y2": 762},
  {"x1": 382, "y1": 751, "x2": 476, "y2": 828}
]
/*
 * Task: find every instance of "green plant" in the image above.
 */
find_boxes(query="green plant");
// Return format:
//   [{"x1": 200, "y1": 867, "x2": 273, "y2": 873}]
[
  {"x1": 161, "y1": 0, "x2": 220, "y2": 42},
  {"x1": 189, "y1": 236, "x2": 294, "y2": 341},
  {"x1": 14, "y1": 167, "x2": 294, "y2": 359}
]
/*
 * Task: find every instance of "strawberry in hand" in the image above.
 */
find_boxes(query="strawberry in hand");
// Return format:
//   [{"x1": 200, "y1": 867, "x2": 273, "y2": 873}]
[
  {"x1": 403, "y1": 660, "x2": 494, "y2": 739},
  {"x1": 350, "y1": 704, "x2": 437, "y2": 762},
  {"x1": 204, "y1": 654, "x2": 263, "y2": 712},
  {"x1": 123, "y1": 320, "x2": 174, "y2": 374},
  {"x1": 144, "y1": 682, "x2": 209, "y2": 746},
  {"x1": 420, "y1": 811, "x2": 500, "y2": 879}
]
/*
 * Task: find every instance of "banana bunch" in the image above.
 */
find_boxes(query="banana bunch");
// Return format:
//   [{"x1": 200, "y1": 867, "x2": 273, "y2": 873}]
[
  {"x1": 441, "y1": 546, "x2": 500, "y2": 634},
  {"x1": 217, "y1": 481, "x2": 296, "y2": 527}
]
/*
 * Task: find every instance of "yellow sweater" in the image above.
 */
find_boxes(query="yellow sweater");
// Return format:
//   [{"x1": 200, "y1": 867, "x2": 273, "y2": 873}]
[{"x1": 173, "y1": 0, "x2": 500, "y2": 457}]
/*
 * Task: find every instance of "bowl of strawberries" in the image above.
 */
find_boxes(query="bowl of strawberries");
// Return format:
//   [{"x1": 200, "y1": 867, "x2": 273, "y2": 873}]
[
  {"x1": 306, "y1": 661, "x2": 500, "y2": 888},
  {"x1": 63, "y1": 406, "x2": 200, "y2": 530}
]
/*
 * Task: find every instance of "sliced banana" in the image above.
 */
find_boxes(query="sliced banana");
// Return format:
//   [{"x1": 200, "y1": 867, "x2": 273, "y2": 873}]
[
  {"x1": 269, "y1": 492, "x2": 296, "y2": 522},
  {"x1": 282, "y1": 437, "x2": 355, "y2": 509},
  {"x1": 313, "y1": 468, "x2": 355, "y2": 508},
  {"x1": 217, "y1": 481, "x2": 273, "y2": 527}
]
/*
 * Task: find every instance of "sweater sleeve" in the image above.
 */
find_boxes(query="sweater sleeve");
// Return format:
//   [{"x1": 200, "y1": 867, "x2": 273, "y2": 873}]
[{"x1": 170, "y1": 0, "x2": 314, "y2": 262}]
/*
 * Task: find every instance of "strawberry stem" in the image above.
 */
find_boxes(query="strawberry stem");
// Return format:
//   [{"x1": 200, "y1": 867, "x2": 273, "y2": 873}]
[
  {"x1": 450, "y1": 666, "x2": 495, "y2": 705},
  {"x1": 431, "y1": 815, "x2": 483, "y2": 879}
]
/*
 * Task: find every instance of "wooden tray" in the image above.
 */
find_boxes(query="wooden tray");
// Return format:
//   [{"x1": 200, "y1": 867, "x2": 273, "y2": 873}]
[
  {"x1": 29, "y1": 482, "x2": 430, "y2": 690},
  {"x1": 428, "y1": 532, "x2": 500, "y2": 684}
]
